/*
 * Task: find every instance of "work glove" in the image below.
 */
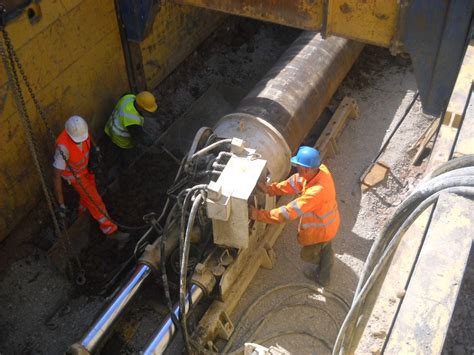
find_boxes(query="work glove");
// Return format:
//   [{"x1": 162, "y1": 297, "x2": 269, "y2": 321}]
[
  {"x1": 58, "y1": 204, "x2": 68, "y2": 220},
  {"x1": 128, "y1": 124, "x2": 154, "y2": 147},
  {"x1": 257, "y1": 181, "x2": 269, "y2": 193},
  {"x1": 248, "y1": 205, "x2": 258, "y2": 220},
  {"x1": 141, "y1": 131, "x2": 154, "y2": 147}
]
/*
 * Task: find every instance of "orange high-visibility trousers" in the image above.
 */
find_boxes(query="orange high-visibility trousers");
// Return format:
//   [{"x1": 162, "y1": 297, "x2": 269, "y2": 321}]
[{"x1": 70, "y1": 172, "x2": 117, "y2": 235}]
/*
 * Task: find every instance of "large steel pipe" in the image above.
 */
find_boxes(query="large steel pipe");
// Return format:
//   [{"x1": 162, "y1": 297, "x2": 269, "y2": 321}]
[
  {"x1": 70, "y1": 264, "x2": 152, "y2": 354},
  {"x1": 142, "y1": 284, "x2": 204, "y2": 354},
  {"x1": 214, "y1": 32, "x2": 363, "y2": 180}
]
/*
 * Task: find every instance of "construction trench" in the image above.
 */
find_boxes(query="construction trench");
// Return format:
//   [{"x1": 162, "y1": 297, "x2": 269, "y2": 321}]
[{"x1": 1, "y1": 16, "x2": 473, "y2": 355}]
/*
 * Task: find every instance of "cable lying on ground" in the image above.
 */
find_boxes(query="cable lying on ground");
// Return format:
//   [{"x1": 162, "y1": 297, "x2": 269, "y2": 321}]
[
  {"x1": 334, "y1": 156, "x2": 474, "y2": 354},
  {"x1": 222, "y1": 283, "x2": 349, "y2": 354}
]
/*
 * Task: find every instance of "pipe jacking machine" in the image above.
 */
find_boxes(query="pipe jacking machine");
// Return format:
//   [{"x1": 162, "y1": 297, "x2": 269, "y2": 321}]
[{"x1": 70, "y1": 32, "x2": 363, "y2": 354}]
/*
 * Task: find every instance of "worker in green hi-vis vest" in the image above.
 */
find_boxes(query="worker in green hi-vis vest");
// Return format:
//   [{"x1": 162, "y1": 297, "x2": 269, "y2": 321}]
[{"x1": 105, "y1": 91, "x2": 158, "y2": 171}]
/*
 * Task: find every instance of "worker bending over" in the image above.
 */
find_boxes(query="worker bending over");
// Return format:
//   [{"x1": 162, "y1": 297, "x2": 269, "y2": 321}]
[
  {"x1": 53, "y1": 115, "x2": 129, "y2": 242},
  {"x1": 105, "y1": 91, "x2": 157, "y2": 169},
  {"x1": 249, "y1": 146, "x2": 340, "y2": 286}
]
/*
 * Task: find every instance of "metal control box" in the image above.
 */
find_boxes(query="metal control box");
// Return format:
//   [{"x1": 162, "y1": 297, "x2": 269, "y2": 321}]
[{"x1": 207, "y1": 154, "x2": 267, "y2": 249}]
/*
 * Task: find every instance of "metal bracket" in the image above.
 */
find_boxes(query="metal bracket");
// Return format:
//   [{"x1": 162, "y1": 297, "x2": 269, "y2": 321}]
[
  {"x1": 138, "y1": 243, "x2": 160, "y2": 272},
  {"x1": 260, "y1": 246, "x2": 276, "y2": 270},
  {"x1": 215, "y1": 310, "x2": 233, "y2": 341}
]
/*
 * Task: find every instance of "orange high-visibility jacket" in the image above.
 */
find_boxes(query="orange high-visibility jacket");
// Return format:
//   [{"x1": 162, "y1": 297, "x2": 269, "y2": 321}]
[
  {"x1": 55, "y1": 130, "x2": 91, "y2": 179},
  {"x1": 255, "y1": 164, "x2": 340, "y2": 246}
]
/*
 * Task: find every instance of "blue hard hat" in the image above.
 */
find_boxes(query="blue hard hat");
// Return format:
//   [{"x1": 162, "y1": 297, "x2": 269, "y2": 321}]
[{"x1": 290, "y1": 146, "x2": 321, "y2": 168}]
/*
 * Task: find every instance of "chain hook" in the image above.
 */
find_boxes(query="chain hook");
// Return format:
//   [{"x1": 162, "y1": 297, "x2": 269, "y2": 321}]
[
  {"x1": 0, "y1": 4, "x2": 6, "y2": 28},
  {"x1": 75, "y1": 269, "x2": 86, "y2": 286}
]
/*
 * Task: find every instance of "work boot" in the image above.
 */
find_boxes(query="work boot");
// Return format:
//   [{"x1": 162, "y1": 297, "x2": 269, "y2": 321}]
[
  {"x1": 106, "y1": 230, "x2": 130, "y2": 243},
  {"x1": 318, "y1": 242, "x2": 335, "y2": 287},
  {"x1": 303, "y1": 264, "x2": 320, "y2": 283},
  {"x1": 316, "y1": 273, "x2": 330, "y2": 287}
]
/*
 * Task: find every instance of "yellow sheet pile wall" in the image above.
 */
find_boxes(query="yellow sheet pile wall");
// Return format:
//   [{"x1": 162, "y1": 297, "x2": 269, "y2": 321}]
[{"x1": 0, "y1": 0, "x2": 223, "y2": 241}]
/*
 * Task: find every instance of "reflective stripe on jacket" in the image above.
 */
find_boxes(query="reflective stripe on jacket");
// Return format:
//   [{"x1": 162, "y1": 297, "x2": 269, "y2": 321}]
[
  {"x1": 255, "y1": 164, "x2": 340, "y2": 246},
  {"x1": 55, "y1": 130, "x2": 91, "y2": 179},
  {"x1": 104, "y1": 94, "x2": 144, "y2": 148}
]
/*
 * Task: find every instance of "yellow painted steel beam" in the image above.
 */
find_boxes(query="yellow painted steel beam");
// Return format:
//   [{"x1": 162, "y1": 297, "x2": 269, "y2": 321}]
[
  {"x1": 174, "y1": 0, "x2": 324, "y2": 32},
  {"x1": 175, "y1": 0, "x2": 399, "y2": 47},
  {"x1": 327, "y1": 0, "x2": 398, "y2": 47}
]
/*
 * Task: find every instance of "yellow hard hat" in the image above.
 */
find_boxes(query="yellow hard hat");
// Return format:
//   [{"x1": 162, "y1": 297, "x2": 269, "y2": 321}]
[{"x1": 136, "y1": 91, "x2": 158, "y2": 113}]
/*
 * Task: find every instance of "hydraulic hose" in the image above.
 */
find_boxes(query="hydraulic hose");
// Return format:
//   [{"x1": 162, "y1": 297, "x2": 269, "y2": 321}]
[
  {"x1": 177, "y1": 184, "x2": 208, "y2": 209},
  {"x1": 357, "y1": 170, "x2": 474, "y2": 299},
  {"x1": 358, "y1": 167, "x2": 474, "y2": 295},
  {"x1": 335, "y1": 156, "x2": 474, "y2": 354},
  {"x1": 134, "y1": 157, "x2": 187, "y2": 259},
  {"x1": 424, "y1": 154, "x2": 474, "y2": 180},
  {"x1": 160, "y1": 205, "x2": 180, "y2": 318},
  {"x1": 189, "y1": 138, "x2": 232, "y2": 160},
  {"x1": 180, "y1": 191, "x2": 205, "y2": 353}
]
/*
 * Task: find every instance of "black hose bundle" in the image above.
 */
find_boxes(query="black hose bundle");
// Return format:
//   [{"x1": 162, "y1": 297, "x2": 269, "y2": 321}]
[
  {"x1": 334, "y1": 155, "x2": 474, "y2": 354},
  {"x1": 179, "y1": 185, "x2": 207, "y2": 353}
]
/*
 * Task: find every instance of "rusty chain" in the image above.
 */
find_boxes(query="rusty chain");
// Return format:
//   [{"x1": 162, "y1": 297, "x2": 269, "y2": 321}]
[
  {"x1": 0, "y1": 6, "x2": 149, "y2": 230},
  {"x1": 0, "y1": 26, "x2": 149, "y2": 232},
  {"x1": 0, "y1": 21, "x2": 85, "y2": 285}
]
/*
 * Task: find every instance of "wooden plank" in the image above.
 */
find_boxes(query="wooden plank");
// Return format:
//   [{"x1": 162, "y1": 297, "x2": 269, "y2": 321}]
[
  {"x1": 425, "y1": 124, "x2": 458, "y2": 173},
  {"x1": 360, "y1": 161, "x2": 390, "y2": 192},
  {"x1": 315, "y1": 96, "x2": 359, "y2": 159},
  {"x1": 453, "y1": 86, "x2": 474, "y2": 157},
  {"x1": 411, "y1": 117, "x2": 440, "y2": 165},
  {"x1": 385, "y1": 193, "x2": 474, "y2": 354}
]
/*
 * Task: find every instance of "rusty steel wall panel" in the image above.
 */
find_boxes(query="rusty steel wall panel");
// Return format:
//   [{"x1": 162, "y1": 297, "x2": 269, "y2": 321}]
[{"x1": 140, "y1": 2, "x2": 225, "y2": 89}]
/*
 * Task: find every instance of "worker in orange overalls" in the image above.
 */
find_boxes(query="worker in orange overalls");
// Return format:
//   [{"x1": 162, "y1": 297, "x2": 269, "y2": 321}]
[
  {"x1": 52, "y1": 115, "x2": 129, "y2": 242},
  {"x1": 249, "y1": 146, "x2": 340, "y2": 286}
]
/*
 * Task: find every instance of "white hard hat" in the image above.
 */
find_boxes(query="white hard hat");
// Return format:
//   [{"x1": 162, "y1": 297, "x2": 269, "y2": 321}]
[{"x1": 65, "y1": 115, "x2": 88, "y2": 143}]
